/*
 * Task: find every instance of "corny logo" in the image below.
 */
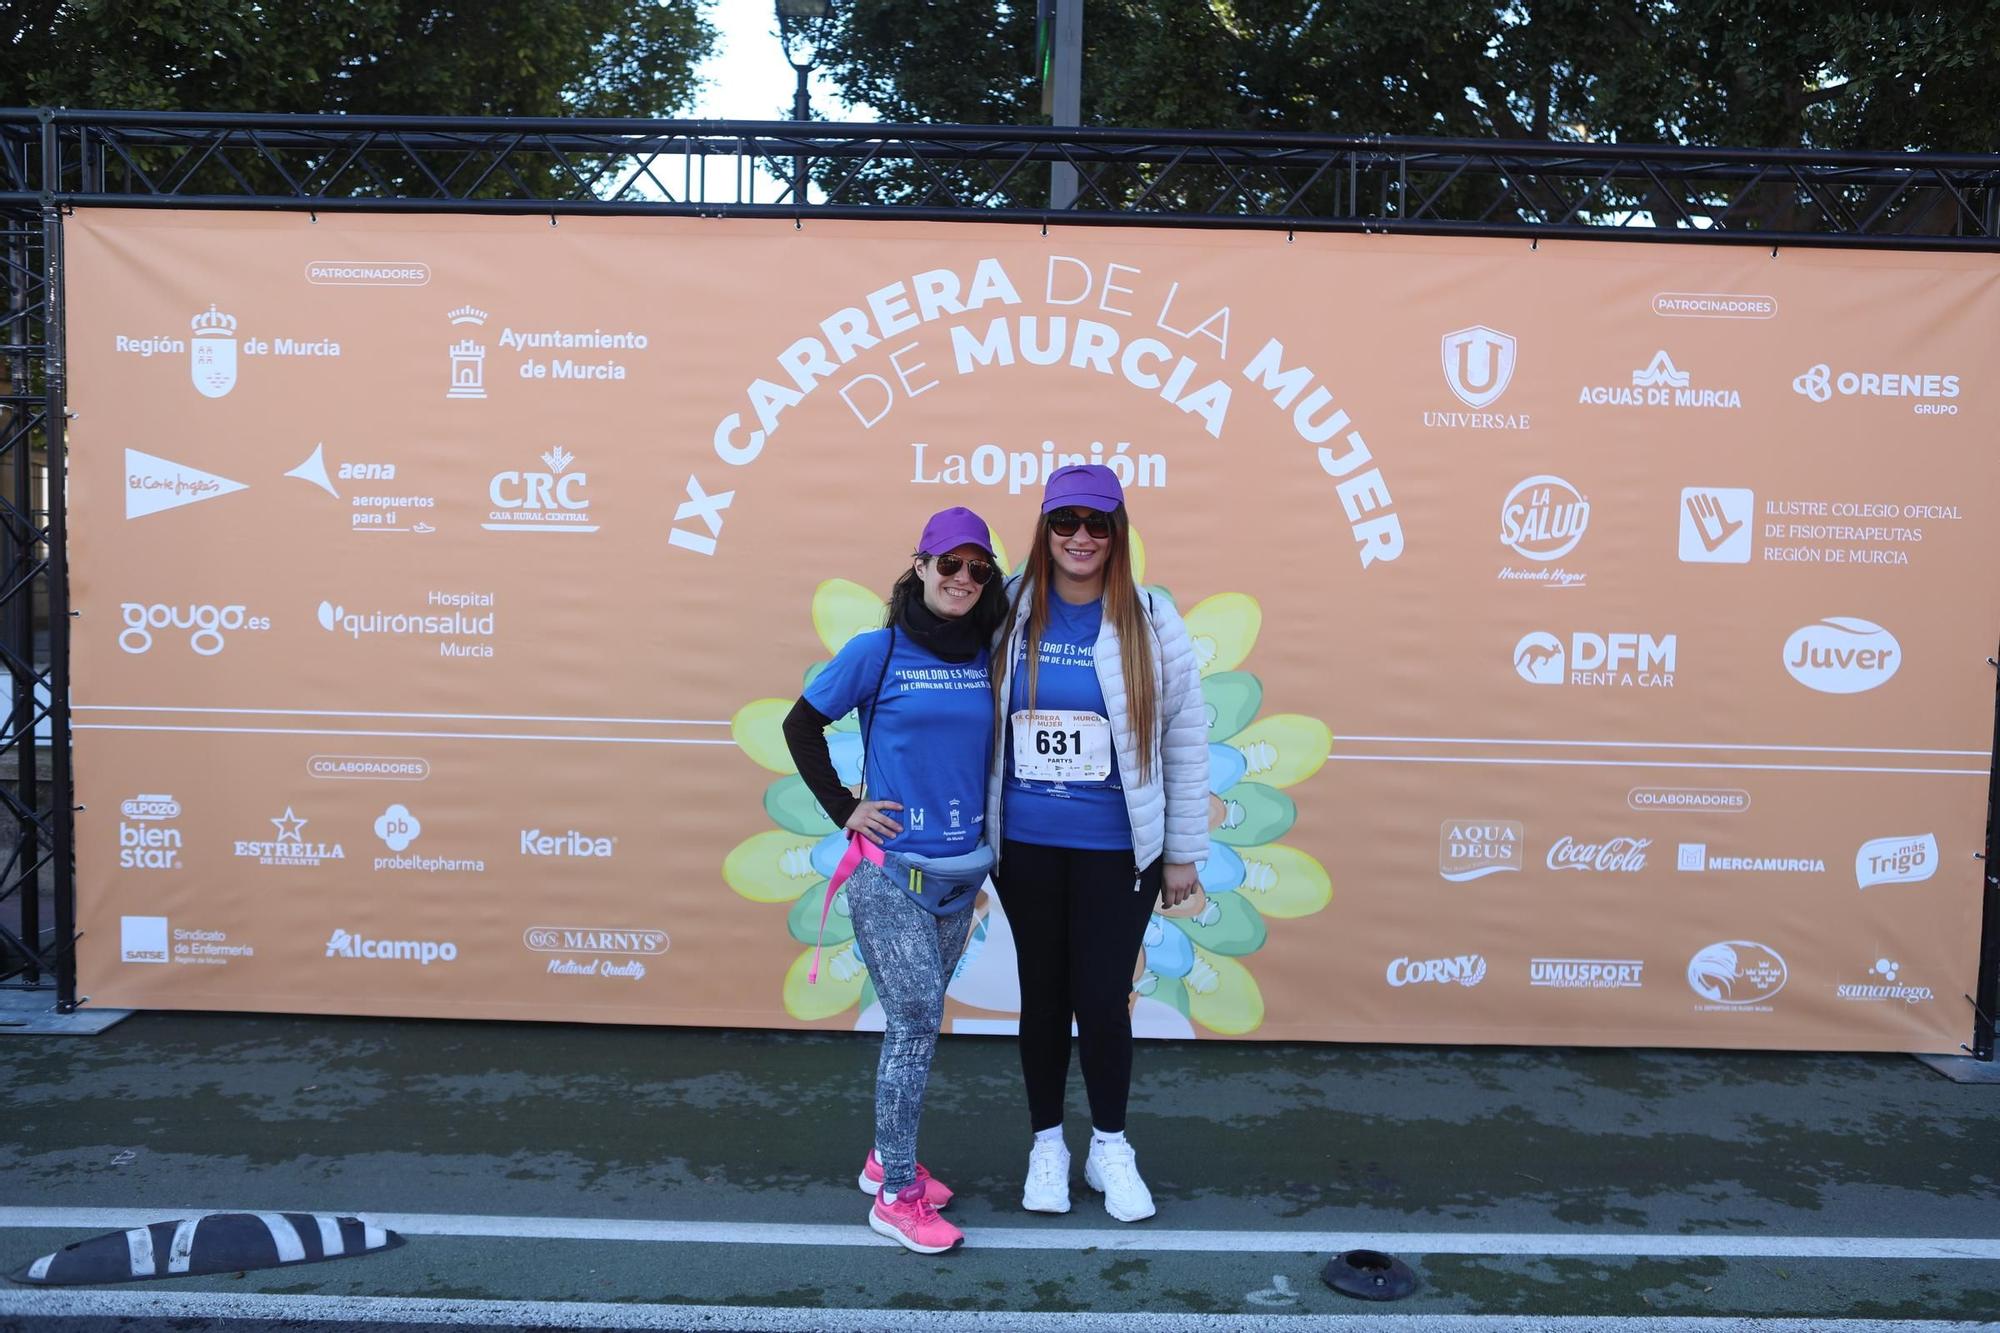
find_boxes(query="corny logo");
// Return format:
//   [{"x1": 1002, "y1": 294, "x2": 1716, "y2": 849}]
[
  {"x1": 1386, "y1": 954, "x2": 1488, "y2": 988},
  {"x1": 1782, "y1": 618, "x2": 1900, "y2": 694}
]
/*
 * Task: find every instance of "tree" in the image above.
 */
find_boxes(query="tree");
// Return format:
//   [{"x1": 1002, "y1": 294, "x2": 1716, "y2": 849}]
[{"x1": 1, "y1": 1, "x2": 717, "y2": 117}]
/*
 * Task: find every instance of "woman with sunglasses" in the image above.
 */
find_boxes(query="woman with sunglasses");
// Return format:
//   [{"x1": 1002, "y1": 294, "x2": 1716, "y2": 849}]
[
  {"x1": 782, "y1": 506, "x2": 1008, "y2": 1254},
  {"x1": 985, "y1": 464, "x2": 1208, "y2": 1222}
]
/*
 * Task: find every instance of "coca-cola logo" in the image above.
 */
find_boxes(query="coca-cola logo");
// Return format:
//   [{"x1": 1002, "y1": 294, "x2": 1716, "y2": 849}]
[{"x1": 1546, "y1": 835, "x2": 1651, "y2": 873}]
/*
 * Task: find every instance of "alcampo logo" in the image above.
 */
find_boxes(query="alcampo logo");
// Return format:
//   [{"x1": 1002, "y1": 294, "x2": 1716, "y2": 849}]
[
  {"x1": 1687, "y1": 940, "x2": 1788, "y2": 1007},
  {"x1": 1499, "y1": 476, "x2": 1589, "y2": 562},
  {"x1": 190, "y1": 304, "x2": 238, "y2": 398},
  {"x1": 325, "y1": 928, "x2": 457, "y2": 965},
  {"x1": 1855, "y1": 833, "x2": 1937, "y2": 889},
  {"x1": 1386, "y1": 954, "x2": 1488, "y2": 988},
  {"x1": 1782, "y1": 617, "x2": 1900, "y2": 694},
  {"x1": 119, "y1": 602, "x2": 270, "y2": 656},
  {"x1": 520, "y1": 828, "x2": 616, "y2": 857},
  {"x1": 374, "y1": 804, "x2": 421, "y2": 852},
  {"x1": 485, "y1": 445, "x2": 596, "y2": 533}
]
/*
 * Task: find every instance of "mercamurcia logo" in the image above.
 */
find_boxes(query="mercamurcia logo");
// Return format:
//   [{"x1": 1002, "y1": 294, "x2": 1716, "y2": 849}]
[{"x1": 1782, "y1": 617, "x2": 1900, "y2": 694}]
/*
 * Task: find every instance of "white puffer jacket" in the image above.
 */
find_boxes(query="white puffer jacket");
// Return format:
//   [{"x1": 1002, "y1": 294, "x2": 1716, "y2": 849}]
[{"x1": 985, "y1": 574, "x2": 1211, "y2": 871}]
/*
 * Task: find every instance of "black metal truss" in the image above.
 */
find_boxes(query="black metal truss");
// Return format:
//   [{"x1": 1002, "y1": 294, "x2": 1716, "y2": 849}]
[{"x1": 0, "y1": 109, "x2": 1996, "y2": 248}]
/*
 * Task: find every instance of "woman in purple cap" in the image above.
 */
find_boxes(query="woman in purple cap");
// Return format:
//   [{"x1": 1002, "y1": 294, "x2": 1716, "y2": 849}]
[
  {"x1": 782, "y1": 506, "x2": 1007, "y2": 1254},
  {"x1": 986, "y1": 464, "x2": 1209, "y2": 1223}
]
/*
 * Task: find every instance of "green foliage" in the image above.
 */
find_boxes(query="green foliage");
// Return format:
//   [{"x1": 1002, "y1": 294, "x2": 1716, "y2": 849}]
[{"x1": 1, "y1": 0, "x2": 717, "y2": 116}]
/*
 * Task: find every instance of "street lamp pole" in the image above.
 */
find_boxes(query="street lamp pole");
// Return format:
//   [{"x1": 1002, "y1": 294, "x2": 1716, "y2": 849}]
[{"x1": 775, "y1": 0, "x2": 836, "y2": 205}]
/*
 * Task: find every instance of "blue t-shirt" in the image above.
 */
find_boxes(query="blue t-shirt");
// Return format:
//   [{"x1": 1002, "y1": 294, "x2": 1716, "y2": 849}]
[
  {"x1": 1003, "y1": 596, "x2": 1131, "y2": 851},
  {"x1": 803, "y1": 627, "x2": 991, "y2": 858}
]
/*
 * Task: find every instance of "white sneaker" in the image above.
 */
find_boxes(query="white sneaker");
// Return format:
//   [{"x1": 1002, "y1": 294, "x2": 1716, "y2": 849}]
[
  {"x1": 1022, "y1": 1137, "x2": 1072, "y2": 1214},
  {"x1": 1084, "y1": 1136, "x2": 1156, "y2": 1222}
]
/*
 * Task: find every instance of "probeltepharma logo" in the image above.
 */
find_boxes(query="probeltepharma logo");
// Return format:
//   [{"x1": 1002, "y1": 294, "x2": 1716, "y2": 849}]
[
  {"x1": 371, "y1": 804, "x2": 484, "y2": 876},
  {"x1": 1498, "y1": 476, "x2": 1588, "y2": 587},
  {"x1": 1687, "y1": 940, "x2": 1788, "y2": 1011},
  {"x1": 520, "y1": 828, "x2": 616, "y2": 858},
  {"x1": 485, "y1": 447, "x2": 597, "y2": 533},
  {"x1": 1783, "y1": 618, "x2": 1900, "y2": 694},
  {"x1": 1855, "y1": 834, "x2": 1937, "y2": 889},
  {"x1": 1438, "y1": 820, "x2": 1523, "y2": 882},
  {"x1": 233, "y1": 806, "x2": 346, "y2": 868},
  {"x1": 1514, "y1": 632, "x2": 1675, "y2": 688},
  {"x1": 119, "y1": 793, "x2": 182, "y2": 871},
  {"x1": 1546, "y1": 836, "x2": 1650, "y2": 873},
  {"x1": 1530, "y1": 958, "x2": 1643, "y2": 989},
  {"x1": 120, "y1": 915, "x2": 169, "y2": 964},
  {"x1": 324, "y1": 929, "x2": 458, "y2": 965},
  {"x1": 1579, "y1": 350, "x2": 1742, "y2": 409},
  {"x1": 1836, "y1": 958, "x2": 1935, "y2": 1005},
  {"x1": 523, "y1": 925, "x2": 669, "y2": 981},
  {"x1": 189, "y1": 304, "x2": 238, "y2": 398},
  {"x1": 1386, "y1": 954, "x2": 1488, "y2": 988},
  {"x1": 1792, "y1": 363, "x2": 1959, "y2": 415},
  {"x1": 119, "y1": 602, "x2": 271, "y2": 656},
  {"x1": 1427, "y1": 325, "x2": 1527, "y2": 430},
  {"x1": 318, "y1": 591, "x2": 497, "y2": 659}
]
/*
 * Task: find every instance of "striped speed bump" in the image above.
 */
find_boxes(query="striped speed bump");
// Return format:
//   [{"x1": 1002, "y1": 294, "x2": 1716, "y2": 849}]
[{"x1": 11, "y1": 1212, "x2": 401, "y2": 1286}]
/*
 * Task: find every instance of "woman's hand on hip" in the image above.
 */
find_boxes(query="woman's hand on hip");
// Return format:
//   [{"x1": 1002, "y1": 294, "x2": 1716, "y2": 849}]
[
  {"x1": 1161, "y1": 862, "x2": 1199, "y2": 907},
  {"x1": 845, "y1": 800, "x2": 904, "y2": 845}
]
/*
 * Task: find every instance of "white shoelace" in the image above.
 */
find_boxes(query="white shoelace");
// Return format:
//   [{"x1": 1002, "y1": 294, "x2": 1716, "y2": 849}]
[{"x1": 1029, "y1": 1146, "x2": 1067, "y2": 1188}]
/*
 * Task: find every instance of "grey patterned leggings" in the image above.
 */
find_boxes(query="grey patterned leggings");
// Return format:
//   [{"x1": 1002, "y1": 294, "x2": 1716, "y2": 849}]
[{"x1": 844, "y1": 858, "x2": 976, "y2": 1197}]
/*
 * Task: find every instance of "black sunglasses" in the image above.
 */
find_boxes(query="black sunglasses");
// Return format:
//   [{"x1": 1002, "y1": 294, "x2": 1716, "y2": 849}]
[
  {"x1": 1047, "y1": 508, "x2": 1113, "y2": 539},
  {"x1": 931, "y1": 554, "x2": 994, "y2": 584}
]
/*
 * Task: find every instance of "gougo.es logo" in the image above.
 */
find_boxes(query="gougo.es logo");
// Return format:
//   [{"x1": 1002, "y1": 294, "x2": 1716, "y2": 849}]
[{"x1": 118, "y1": 602, "x2": 271, "y2": 655}]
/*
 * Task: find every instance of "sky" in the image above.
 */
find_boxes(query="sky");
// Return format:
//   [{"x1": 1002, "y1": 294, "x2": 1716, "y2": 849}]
[{"x1": 685, "y1": 2, "x2": 873, "y2": 124}]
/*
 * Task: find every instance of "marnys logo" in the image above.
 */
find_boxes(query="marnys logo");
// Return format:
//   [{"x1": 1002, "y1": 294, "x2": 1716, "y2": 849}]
[
  {"x1": 1386, "y1": 954, "x2": 1488, "y2": 988},
  {"x1": 1546, "y1": 836, "x2": 1651, "y2": 873},
  {"x1": 1678, "y1": 487, "x2": 1754, "y2": 564},
  {"x1": 1855, "y1": 833, "x2": 1937, "y2": 889},
  {"x1": 1579, "y1": 350, "x2": 1742, "y2": 409},
  {"x1": 119, "y1": 602, "x2": 271, "y2": 656},
  {"x1": 325, "y1": 928, "x2": 458, "y2": 965},
  {"x1": 1792, "y1": 363, "x2": 1959, "y2": 415},
  {"x1": 1498, "y1": 475, "x2": 1588, "y2": 587},
  {"x1": 1782, "y1": 617, "x2": 1900, "y2": 694},
  {"x1": 1426, "y1": 326, "x2": 1528, "y2": 430},
  {"x1": 1438, "y1": 820, "x2": 1523, "y2": 882},
  {"x1": 1530, "y1": 958, "x2": 1643, "y2": 989},
  {"x1": 520, "y1": 828, "x2": 616, "y2": 858},
  {"x1": 125, "y1": 448, "x2": 248, "y2": 519},
  {"x1": 233, "y1": 806, "x2": 346, "y2": 868},
  {"x1": 1687, "y1": 940, "x2": 1788, "y2": 1009},
  {"x1": 1836, "y1": 957, "x2": 1934, "y2": 1006},
  {"x1": 119, "y1": 792, "x2": 182, "y2": 871},
  {"x1": 1674, "y1": 842, "x2": 1824, "y2": 874},
  {"x1": 1514, "y1": 631, "x2": 1676, "y2": 688},
  {"x1": 318, "y1": 592, "x2": 496, "y2": 659},
  {"x1": 524, "y1": 925, "x2": 669, "y2": 981},
  {"x1": 485, "y1": 446, "x2": 597, "y2": 533}
]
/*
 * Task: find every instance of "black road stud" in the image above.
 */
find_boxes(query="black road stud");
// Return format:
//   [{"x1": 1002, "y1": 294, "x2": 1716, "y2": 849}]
[
  {"x1": 11, "y1": 1212, "x2": 403, "y2": 1286},
  {"x1": 1322, "y1": 1248, "x2": 1418, "y2": 1301}
]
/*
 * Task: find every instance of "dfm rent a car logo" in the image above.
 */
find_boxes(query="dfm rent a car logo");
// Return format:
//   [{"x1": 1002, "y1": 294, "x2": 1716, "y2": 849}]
[
  {"x1": 119, "y1": 602, "x2": 271, "y2": 655},
  {"x1": 1687, "y1": 940, "x2": 1787, "y2": 1006},
  {"x1": 1855, "y1": 833, "x2": 1937, "y2": 889},
  {"x1": 1499, "y1": 476, "x2": 1588, "y2": 561},
  {"x1": 484, "y1": 446, "x2": 597, "y2": 533},
  {"x1": 324, "y1": 929, "x2": 457, "y2": 965},
  {"x1": 1783, "y1": 617, "x2": 1900, "y2": 694},
  {"x1": 1438, "y1": 820, "x2": 1523, "y2": 881},
  {"x1": 1792, "y1": 363, "x2": 1959, "y2": 414},
  {"x1": 1514, "y1": 631, "x2": 1675, "y2": 687},
  {"x1": 1386, "y1": 954, "x2": 1488, "y2": 988}
]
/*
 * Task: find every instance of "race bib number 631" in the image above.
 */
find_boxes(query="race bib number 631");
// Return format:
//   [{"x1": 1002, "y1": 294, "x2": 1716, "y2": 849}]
[{"x1": 1010, "y1": 709, "x2": 1113, "y2": 783}]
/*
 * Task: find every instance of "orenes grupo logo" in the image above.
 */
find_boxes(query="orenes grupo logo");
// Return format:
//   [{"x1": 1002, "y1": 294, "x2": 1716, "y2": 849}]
[
  {"x1": 1782, "y1": 617, "x2": 1900, "y2": 694},
  {"x1": 1687, "y1": 940, "x2": 1788, "y2": 1006},
  {"x1": 374, "y1": 804, "x2": 421, "y2": 852},
  {"x1": 119, "y1": 602, "x2": 271, "y2": 656},
  {"x1": 1855, "y1": 833, "x2": 1937, "y2": 889},
  {"x1": 1793, "y1": 363, "x2": 1959, "y2": 414},
  {"x1": 1440, "y1": 325, "x2": 1517, "y2": 408}
]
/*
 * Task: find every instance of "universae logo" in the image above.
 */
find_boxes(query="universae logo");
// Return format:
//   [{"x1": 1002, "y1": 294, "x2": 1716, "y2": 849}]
[{"x1": 1440, "y1": 326, "x2": 1517, "y2": 408}]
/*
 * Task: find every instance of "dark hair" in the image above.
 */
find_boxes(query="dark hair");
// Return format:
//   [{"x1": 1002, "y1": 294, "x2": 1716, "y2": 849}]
[{"x1": 886, "y1": 554, "x2": 1007, "y2": 639}]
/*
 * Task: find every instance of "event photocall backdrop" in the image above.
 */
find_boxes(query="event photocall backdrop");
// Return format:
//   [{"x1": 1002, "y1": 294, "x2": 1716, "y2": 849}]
[{"x1": 63, "y1": 209, "x2": 1998, "y2": 1052}]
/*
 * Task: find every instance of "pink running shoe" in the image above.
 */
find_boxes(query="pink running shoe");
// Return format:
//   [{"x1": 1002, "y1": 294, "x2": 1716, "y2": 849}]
[
  {"x1": 858, "y1": 1151, "x2": 954, "y2": 1208},
  {"x1": 869, "y1": 1190, "x2": 964, "y2": 1254}
]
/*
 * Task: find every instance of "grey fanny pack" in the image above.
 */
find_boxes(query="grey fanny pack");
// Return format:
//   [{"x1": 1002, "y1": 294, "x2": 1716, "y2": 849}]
[{"x1": 880, "y1": 842, "x2": 995, "y2": 917}]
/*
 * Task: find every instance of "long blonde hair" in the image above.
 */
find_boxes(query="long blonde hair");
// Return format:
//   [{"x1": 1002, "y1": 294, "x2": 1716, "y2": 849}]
[{"x1": 996, "y1": 506, "x2": 1158, "y2": 780}]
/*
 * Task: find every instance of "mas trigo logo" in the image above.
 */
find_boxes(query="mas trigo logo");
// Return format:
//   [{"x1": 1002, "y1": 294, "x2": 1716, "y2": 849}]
[
  {"x1": 1499, "y1": 475, "x2": 1588, "y2": 588},
  {"x1": 1428, "y1": 326, "x2": 1527, "y2": 430},
  {"x1": 232, "y1": 806, "x2": 346, "y2": 868},
  {"x1": 120, "y1": 602, "x2": 271, "y2": 656},
  {"x1": 1438, "y1": 820, "x2": 1523, "y2": 882},
  {"x1": 1855, "y1": 833, "x2": 1937, "y2": 889},
  {"x1": 1386, "y1": 954, "x2": 1488, "y2": 988},
  {"x1": 1514, "y1": 631, "x2": 1676, "y2": 688},
  {"x1": 1687, "y1": 940, "x2": 1787, "y2": 1011},
  {"x1": 523, "y1": 925, "x2": 668, "y2": 981},
  {"x1": 485, "y1": 446, "x2": 597, "y2": 533},
  {"x1": 1792, "y1": 363, "x2": 1959, "y2": 416},
  {"x1": 1782, "y1": 617, "x2": 1900, "y2": 694},
  {"x1": 119, "y1": 792, "x2": 182, "y2": 871},
  {"x1": 324, "y1": 928, "x2": 458, "y2": 965}
]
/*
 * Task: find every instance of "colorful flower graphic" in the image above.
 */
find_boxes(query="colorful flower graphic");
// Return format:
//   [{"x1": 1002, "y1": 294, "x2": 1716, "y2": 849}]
[{"x1": 724, "y1": 532, "x2": 1332, "y2": 1034}]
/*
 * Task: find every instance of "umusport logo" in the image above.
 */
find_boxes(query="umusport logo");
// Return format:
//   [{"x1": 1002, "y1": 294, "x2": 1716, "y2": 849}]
[
  {"x1": 1530, "y1": 958, "x2": 1643, "y2": 989},
  {"x1": 324, "y1": 929, "x2": 457, "y2": 965}
]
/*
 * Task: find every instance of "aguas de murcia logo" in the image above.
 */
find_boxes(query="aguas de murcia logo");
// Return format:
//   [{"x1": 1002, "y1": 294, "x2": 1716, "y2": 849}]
[{"x1": 1578, "y1": 350, "x2": 1742, "y2": 410}]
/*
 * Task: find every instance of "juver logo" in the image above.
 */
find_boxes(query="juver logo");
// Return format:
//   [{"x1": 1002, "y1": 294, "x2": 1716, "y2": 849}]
[
  {"x1": 1687, "y1": 940, "x2": 1787, "y2": 1006},
  {"x1": 1441, "y1": 326, "x2": 1517, "y2": 409},
  {"x1": 1783, "y1": 618, "x2": 1900, "y2": 694},
  {"x1": 1855, "y1": 834, "x2": 1937, "y2": 889},
  {"x1": 189, "y1": 305, "x2": 238, "y2": 398}
]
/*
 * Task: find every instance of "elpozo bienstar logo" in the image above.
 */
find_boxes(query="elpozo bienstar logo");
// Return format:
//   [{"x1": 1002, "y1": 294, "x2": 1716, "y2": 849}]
[
  {"x1": 1438, "y1": 820, "x2": 1523, "y2": 881},
  {"x1": 119, "y1": 793, "x2": 182, "y2": 870},
  {"x1": 1687, "y1": 940, "x2": 1787, "y2": 1011},
  {"x1": 1782, "y1": 617, "x2": 1899, "y2": 694},
  {"x1": 1792, "y1": 363, "x2": 1959, "y2": 416},
  {"x1": 1498, "y1": 475, "x2": 1588, "y2": 588},
  {"x1": 1514, "y1": 631, "x2": 1676, "y2": 688},
  {"x1": 1427, "y1": 325, "x2": 1527, "y2": 429},
  {"x1": 1855, "y1": 834, "x2": 1937, "y2": 889}
]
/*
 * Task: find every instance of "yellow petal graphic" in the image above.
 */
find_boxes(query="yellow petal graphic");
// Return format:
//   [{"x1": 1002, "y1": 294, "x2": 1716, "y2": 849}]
[
  {"x1": 812, "y1": 578, "x2": 886, "y2": 656},
  {"x1": 990, "y1": 533, "x2": 1012, "y2": 575},
  {"x1": 1129, "y1": 525, "x2": 1147, "y2": 584},
  {"x1": 784, "y1": 942, "x2": 867, "y2": 1021},
  {"x1": 1185, "y1": 946, "x2": 1264, "y2": 1035},
  {"x1": 1230, "y1": 713, "x2": 1331, "y2": 788},
  {"x1": 730, "y1": 698, "x2": 798, "y2": 774},
  {"x1": 1235, "y1": 843, "x2": 1333, "y2": 918},
  {"x1": 722, "y1": 830, "x2": 823, "y2": 903},
  {"x1": 1185, "y1": 592, "x2": 1262, "y2": 676}
]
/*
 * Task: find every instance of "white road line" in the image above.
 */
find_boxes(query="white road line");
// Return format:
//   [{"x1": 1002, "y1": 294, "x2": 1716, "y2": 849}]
[
  {"x1": 73, "y1": 705, "x2": 732, "y2": 726},
  {"x1": 1333, "y1": 735, "x2": 1988, "y2": 757},
  {"x1": 4, "y1": 1208, "x2": 1998, "y2": 1260},
  {"x1": 1330, "y1": 755, "x2": 1985, "y2": 776},
  {"x1": 0, "y1": 1293, "x2": 1993, "y2": 1332},
  {"x1": 72, "y1": 724, "x2": 739, "y2": 746}
]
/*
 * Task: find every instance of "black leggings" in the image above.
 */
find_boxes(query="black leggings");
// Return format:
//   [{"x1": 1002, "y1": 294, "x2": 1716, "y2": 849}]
[{"x1": 994, "y1": 840, "x2": 1164, "y2": 1134}]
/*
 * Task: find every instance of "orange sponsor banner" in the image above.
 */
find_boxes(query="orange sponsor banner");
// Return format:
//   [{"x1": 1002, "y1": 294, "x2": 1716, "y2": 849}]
[{"x1": 64, "y1": 209, "x2": 1999, "y2": 1051}]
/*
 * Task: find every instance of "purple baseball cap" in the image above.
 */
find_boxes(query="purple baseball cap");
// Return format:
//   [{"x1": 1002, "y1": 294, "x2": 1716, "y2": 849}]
[
  {"x1": 1041, "y1": 463, "x2": 1124, "y2": 515},
  {"x1": 916, "y1": 506, "x2": 994, "y2": 557}
]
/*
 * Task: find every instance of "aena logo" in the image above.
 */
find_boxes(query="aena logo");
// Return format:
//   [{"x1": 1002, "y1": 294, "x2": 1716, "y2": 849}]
[
  {"x1": 1499, "y1": 476, "x2": 1588, "y2": 561},
  {"x1": 1783, "y1": 618, "x2": 1900, "y2": 694},
  {"x1": 1441, "y1": 326, "x2": 1517, "y2": 409},
  {"x1": 374, "y1": 804, "x2": 421, "y2": 852},
  {"x1": 1687, "y1": 940, "x2": 1788, "y2": 1006},
  {"x1": 1855, "y1": 834, "x2": 1937, "y2": 889},
  {"x1": 119, "y1": 603, "x2": 270, "y2": 656}
]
